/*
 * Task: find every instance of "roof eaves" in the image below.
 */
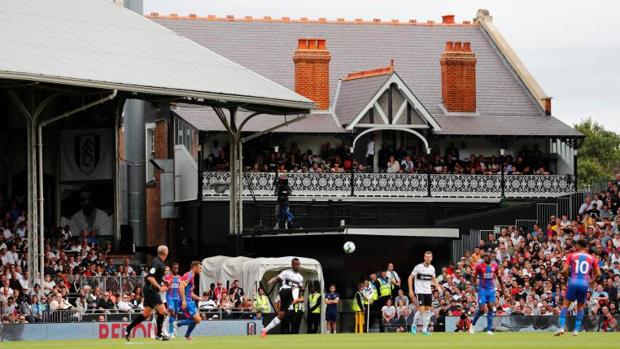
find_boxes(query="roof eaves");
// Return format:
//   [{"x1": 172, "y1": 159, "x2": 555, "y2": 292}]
[{"x1": 0, "y1": 70, "x2": 315, "y2": 113}]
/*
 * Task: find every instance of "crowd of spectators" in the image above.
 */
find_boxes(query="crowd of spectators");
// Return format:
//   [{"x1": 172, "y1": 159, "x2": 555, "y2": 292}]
[
  {"x1": 204, "y1": 139, "x2": 554, "y2": 175},
  {"x1": 358, "y1": 183, "x2": 620, "y2": 333},
  {"x1": 428, "y1": 188, "x2": 620, "y2": 332},
  {"x1": 0, "y1": 192, "x2": 153, "y2": 324}
]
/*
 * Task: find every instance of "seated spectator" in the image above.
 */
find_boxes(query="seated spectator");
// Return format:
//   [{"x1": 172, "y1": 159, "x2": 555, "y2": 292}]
[
  {"x1": 386, "y1": 156, "x2": 401, "y2": 173},
  {"x1": 116, "y1": 294, "x2": 133, "y2": 312},
  {"x1": 381, "y1": 298, "x2": 396, "y2": 328}
]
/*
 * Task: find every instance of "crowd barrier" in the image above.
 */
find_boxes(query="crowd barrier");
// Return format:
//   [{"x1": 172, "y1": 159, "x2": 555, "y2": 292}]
[
  {"x1": 445, "y1": 315, "x2": 619, "y2": 332},
  {"x1": 0, "y1": 319, "x2": 262, "y2": 341}
]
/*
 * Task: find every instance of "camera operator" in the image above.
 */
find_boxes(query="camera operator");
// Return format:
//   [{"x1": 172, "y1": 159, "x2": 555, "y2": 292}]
[{"x1": 275, "y1": 177, "x2": 294, "y2": 229}]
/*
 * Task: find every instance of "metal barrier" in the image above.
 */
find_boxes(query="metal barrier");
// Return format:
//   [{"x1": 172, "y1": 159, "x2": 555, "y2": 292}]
[
  {"x1": 536, "y1": 203, "x2": 557, "y2": 225},
  {"x1": 79, "y1": 276, "x2": 144, "y2": 296},
  {"x1": 515, "y1": 219, "x2": 537, "y2": 234},
  {"x1": 446, "y1": 315, "x2": 620, "y2": 332},
  {"x1": 15, "y1": 308, "x2": 260, "y2": 324}
]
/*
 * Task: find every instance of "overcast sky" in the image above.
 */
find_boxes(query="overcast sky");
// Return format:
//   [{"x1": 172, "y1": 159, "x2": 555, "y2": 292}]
[{"x1": 144, "y1": 0, "x2": 620, "y2": 132}]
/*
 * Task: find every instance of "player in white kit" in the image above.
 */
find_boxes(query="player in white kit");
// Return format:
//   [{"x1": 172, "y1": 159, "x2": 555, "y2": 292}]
[
  {"x1": 261, "y1": 258, "x2": 304, "y2": 338},
  {"x1": 408, "y1": 251, "x2": 442, "y2": 336}
]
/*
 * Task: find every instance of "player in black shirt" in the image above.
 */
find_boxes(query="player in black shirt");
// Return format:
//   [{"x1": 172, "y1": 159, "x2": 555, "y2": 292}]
[{"x1": 125, "y1": 245, "x2": 170, "y2": 341}]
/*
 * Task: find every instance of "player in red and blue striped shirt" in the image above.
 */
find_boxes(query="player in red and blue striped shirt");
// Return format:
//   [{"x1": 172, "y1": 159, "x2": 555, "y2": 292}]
[
  {"x1": 163, "y1": 263, "x2": 182, "y2": 336},
  {"x1": 176, "y1": 261, "x2": 203, "y2": 340},
  {"x1": 470, "y1": 251, "x2": 504, "y2": 335},
  {"x1": 555, "y1": 239, "x2": 601, "y2": 336}
]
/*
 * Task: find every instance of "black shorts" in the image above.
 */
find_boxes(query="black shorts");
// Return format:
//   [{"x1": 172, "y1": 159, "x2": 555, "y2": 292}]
[
  {"x1": 279, "y1": 288, "x2": 294, "y2": 312},
  {"x1": 416, "y1": 293, "x2": 432, "y2": 307},
  {"x1": 143, "y1": 288, "x2": 164, "y2": 309}
]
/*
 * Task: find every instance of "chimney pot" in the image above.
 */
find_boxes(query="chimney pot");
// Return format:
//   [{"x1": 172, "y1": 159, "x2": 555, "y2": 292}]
[
  {"x1": 263, "y1": 16, "x2": 272, "y2": 21},
  {"x1": 373, "y1": 18, "x2": 381, "y2": 23},
  {"x1": 300, "y1": 17, "x2": 309, "y2": 22},
  {"x1": 318, "y1": 17, "x2": 327, "y2": 22},
  {"x1": 150, "y1": 12, "x2": 159, "y2": 17},
  {"x1": 442, "y1": 15, "x2": 455, "y2": 24},
  {"x1": 244, "y1": 16, "x2": 253, "y2": 21},
  {"x1": 409, "y1": 19, "x2": 417, "y2": 24},
  {"x1": 282, "y1": 17, "x2": 290, "y2": 21},
  {"x1": 169, "y1": 13, "x2": 178, "y2": 17},
  {"x1": 188, "y1": 13, "x2": 197, "y2": 18},
  {"x1": 337, "y1": 17, "x2": 345, "y2": 22},
  {"x1": 391, "y1": 19, "x2": 399, "y2": 24},
  {"x1": 454, "y1": 42, "x2": 463, "y2": 51},
  {"x1": 446, "y1": 41, "x2": 454, "y2": 51},
  {"x1": 355, "y1": 18, "x2": 364, "y2": 23},
  {"x1": 293, "y1": 38, "x2": 331, "y2": 110},
  {"x1": 207, "y1": 14, "x2": 216, "y2": 20},
  {"x1": 463, "y1": 42, "x2": 471, "y2": 52},
  {"x1": 225, "y1": 15, "x2": 235, "y2": 20}
]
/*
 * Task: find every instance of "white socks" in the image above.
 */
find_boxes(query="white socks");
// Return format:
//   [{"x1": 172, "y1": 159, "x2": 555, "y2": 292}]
[
  {"x1": 422, "y1": 311, "x2": 431, "y2": 332},
  {"x1": 264, "y1": 317, "x2": 281, "y2": 332},
  {"x1": 413, "y1": 311, "x2": 421, "y2": 328}
]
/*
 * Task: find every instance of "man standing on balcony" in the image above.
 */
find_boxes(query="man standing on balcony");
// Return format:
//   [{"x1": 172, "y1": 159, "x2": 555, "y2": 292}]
[{"x1": 365, "y1": 135, "x2": 375, "y2": 168}]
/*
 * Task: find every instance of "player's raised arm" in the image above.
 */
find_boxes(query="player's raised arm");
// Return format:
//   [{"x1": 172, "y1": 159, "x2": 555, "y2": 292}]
[{"x1": 267, "y1": 274, "x2": 282, "y2": 287}]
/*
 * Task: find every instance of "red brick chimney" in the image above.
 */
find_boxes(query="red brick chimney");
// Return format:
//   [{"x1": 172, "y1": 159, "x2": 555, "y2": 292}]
[
  {"x1": 293, "y1": 38, "x2": 331, "y2": 110},
  {"x1": 440, "y1": 41, "x2": 477, "y2": 113}
]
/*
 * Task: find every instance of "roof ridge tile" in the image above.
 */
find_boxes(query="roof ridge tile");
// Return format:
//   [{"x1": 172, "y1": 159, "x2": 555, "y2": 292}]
[{"x1": 145, "y1": 13, "x2": 478, "y2": 26}]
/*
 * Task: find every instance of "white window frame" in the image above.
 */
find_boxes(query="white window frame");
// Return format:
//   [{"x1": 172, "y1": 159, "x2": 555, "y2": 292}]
[{"x1": 145, "y1": 123, "x2": 156, "y2": 183}]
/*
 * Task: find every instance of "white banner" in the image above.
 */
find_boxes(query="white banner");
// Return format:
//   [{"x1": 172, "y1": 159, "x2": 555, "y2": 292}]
[{"x1": 60, "y1": 129, "x2": 114, "y2": 181}]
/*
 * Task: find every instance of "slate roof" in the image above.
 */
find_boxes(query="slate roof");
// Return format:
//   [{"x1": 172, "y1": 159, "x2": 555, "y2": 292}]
[
  {"x1": 0, "y1": 0, "x2": 313, "y2": 112},
  {"x1": 173, "y1": 105, "x2": 344, "y2": 133},
  {"x1": 152, "y1": 16, "x2": 581, "y2": 137},
  {"x1": 335, "y1": 74, "x2": 391, "y2": 125}
]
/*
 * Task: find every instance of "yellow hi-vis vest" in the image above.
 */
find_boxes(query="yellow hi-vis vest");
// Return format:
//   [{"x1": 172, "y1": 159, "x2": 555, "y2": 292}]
[
  {"x1": 254, "y1": 295, "x2": 270, "y2": 313},
  {"x1": 294, "y1": 300, "x2": 304, "y2": 312},
  {"x1": 309, "y1": 293, "x2": 321, "y2": 314},
  {"x1": 369, "y1": 283, "x2": 378, "y2": 301},
  {"x1": 352, "y1": 291, "x2": 363, "y2": 312},
  {"x1": 379, "y1": 278, "x2": 391, "y2": 297}
]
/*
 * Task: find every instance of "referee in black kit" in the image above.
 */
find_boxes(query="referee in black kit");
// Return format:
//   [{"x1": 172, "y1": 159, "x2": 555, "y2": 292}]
[{"x1": 125, "y1": 245, "x2": 170, "y2": 341}]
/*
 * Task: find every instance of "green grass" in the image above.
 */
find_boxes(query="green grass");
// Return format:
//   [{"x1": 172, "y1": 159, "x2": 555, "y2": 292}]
[{"x1": 2, "y1": 332, "x2": 620, "y2": 349}]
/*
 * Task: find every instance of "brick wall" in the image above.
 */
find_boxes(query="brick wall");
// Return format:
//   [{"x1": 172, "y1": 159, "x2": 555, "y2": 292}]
[
  {"x1": 440, "y1": 41, "x2": 477, "y2": 113},
  {"x1": 293, "y1": 38, "x2": 331, "y2": 110},
  {"x1": 146, "y1": 119, "x2": 168, "y2": 248}
]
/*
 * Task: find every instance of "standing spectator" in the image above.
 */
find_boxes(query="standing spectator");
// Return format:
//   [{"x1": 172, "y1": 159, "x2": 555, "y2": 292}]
[
  {"x1": 306, "y1": 286, "x2": 321, "y2": 334},
  {"x1": 365, "y1": 135, "x2": 375, "y2": 168},
  {"x1": 228, "y1": 280, "x2": 244, "y2": 308},
  {"x1": 386, "y1": 262, "x2": 401, "y2": 298},
  {"x1": 324, "y1": 284, "x2": 339, "y2": 334}
]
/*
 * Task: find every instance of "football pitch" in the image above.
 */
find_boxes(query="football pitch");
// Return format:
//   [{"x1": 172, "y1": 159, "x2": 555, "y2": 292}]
[{"x1": 2, "y1": 333, "x2": 620, "y2": 349}]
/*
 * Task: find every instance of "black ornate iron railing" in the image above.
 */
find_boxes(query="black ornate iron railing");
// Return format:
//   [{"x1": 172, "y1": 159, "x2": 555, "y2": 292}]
[{"x1": 202, "y1": 172, "x2": 575, "y2": 200}]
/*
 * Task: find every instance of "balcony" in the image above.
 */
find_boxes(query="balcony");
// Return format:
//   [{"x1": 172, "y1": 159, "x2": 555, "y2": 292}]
[{"x1": 201, "y1": 171, "x2": 575, "y2": 201}]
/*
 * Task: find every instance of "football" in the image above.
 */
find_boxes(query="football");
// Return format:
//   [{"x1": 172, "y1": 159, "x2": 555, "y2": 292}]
[{"x1": 343, "y1": 241, "x2": 356, "y2": 254}]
